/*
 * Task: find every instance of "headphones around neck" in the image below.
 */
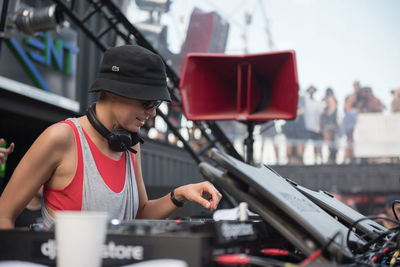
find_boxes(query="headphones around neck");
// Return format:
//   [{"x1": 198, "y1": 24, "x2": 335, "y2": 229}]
[{"x1": 87, "y1": 104, "x2": 144, "y2": 154}]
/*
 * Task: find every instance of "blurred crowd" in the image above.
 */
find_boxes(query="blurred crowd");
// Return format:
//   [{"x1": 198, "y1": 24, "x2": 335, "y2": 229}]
[
  {"x1": 282, "y1": 81, "x2": 400, "y2": 165},
  {"x1": 283, "y1": 81, "x2": 390, "y2": 165},
  {"x1": 141, "y1": 81, "x2": 400, "y2": 166}
]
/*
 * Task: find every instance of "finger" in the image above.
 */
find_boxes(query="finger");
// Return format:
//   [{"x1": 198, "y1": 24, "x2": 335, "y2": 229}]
[
  {"x1": 201, "y1": 191, "x2": 212, "y2": 199},
  {"x1": 0, "y1": 139, "x2": 4, "y2": 146},
  {"x1": 0, "y1": 147, "x2": 13, "y2": 156},
  {"x1": 191, "y1": 194, "x2": 211, "y2": 210},
  {"x1": 204, "y1": 183, "x2": 222, "y2": 208},
  {"x1": 209, "y1": 187, "x2": 222, "y2": 210},
  {"x1": 198, "y1": 189, "x2": 217, "y2": 210},
  {"x1": 7, "y1": 142, "x2": 15, "y2": 154}
]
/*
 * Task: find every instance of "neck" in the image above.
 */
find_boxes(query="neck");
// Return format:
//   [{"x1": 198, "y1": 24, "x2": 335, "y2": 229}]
[
  {"x1": 81, "y1": 116, "x2": 124, "y2": 159},
  {"x1": 94, "y1": 101, "x2": 115, "y2": 131}
]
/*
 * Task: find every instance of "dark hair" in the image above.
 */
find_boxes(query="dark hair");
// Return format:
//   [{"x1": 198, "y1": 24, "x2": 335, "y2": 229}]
[{"x1": 326, "y1": 88, "x2": 334, "y2": 96}]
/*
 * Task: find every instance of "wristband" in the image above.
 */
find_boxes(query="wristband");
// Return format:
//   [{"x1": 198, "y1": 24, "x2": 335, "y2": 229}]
[{"x1": 170, "y1": 189, "x2": 184, "y2": 207}]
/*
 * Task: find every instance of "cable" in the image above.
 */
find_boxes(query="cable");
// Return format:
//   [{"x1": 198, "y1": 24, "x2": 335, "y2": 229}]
[
  {"x1": 371, "y1": 247, "x2": 390, "y2": 263},
  {"x1": 261, "y1": 248, "x2": 290, "y2": 257},
  {"x1": 355, "y1": 228, "x2": 398, "y2": 256},
  {"x1": 298, "y1": 249, "x2": 322, "y2": 267},
  {"x1": 261, "y1": 248, "x2": 303, "y2": 261},
  {"x1": 346, "y1": 216, "x2": 400, "y2": 266},
  {"x1": 389, "y1": 249, "x2": 400, "y2": 266},
  {"x1": 299, "y1": 231, "x2": 343, "y2": 267},
  {"x1": 215, "y1": 254, "x2": 292, "y2": 267},
  {"x1": 345, "y1": 215, "x2": 400, "y2": 254},
  {"x1": 392, "y1": 200, "x2": 400, "y2": 221}
]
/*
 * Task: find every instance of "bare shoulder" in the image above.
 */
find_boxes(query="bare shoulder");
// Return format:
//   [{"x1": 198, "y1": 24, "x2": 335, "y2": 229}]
[
  {"x1": 43, "y1": 122, "x2": 74, "y2": 141},
  {"x1": 8, "y1": 121, "x2": 77, "y2": 187},
  {"x1": 34, "y1": 122, "x2": 75, "y2": 152}
]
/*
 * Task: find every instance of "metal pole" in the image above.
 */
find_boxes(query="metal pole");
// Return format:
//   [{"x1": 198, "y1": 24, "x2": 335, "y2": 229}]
[
  {"x1": 0, "y1": 0, "x2": 10, "y2": 54},
  {"x1": 245, "y1": 122, "x2": 255, "y2": 165}
]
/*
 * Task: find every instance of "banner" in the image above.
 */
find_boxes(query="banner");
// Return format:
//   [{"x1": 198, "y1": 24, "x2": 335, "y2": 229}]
[{"x1": 354, "y1": 113, "x2": 400, "y2": 157}]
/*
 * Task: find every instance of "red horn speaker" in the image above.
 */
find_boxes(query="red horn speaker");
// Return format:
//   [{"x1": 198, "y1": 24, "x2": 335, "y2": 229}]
[{"x1": 179, "y1": 51, "x2": 299, "y2": 123}]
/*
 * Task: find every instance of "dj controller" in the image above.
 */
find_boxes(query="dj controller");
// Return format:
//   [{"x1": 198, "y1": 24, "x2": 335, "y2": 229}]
[
  {"x1": 1, "y1": 150, "x2": 398, "y2": 266},
  {"x1": 0, "y1": 218, "x2": 278, "y2": 267}
]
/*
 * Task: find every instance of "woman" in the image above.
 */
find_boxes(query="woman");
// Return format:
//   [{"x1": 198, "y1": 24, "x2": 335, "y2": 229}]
[
  {"x1": 321, "y1": 88, "x2": 338, "y2": 164},
  {"x1": 0, "y1": 45, "x2": 222, "y2": 229}
]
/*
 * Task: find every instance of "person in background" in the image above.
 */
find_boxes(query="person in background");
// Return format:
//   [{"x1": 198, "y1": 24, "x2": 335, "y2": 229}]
[
  {"x1": 321, "y1": 88, "x2": 338, "y2": 164},
  {"x1": 389, "y1": 88, "x2": 400, "y2": 163},
  {"x1": 391, "y1": 88, "x2": 400, "y2": 113},
  {"x1": 0, "y1": 138, "x2": 14, "y2": 166},
  {"x1": 0, "y1": 138, "x2": 42, "y2": 228},
  {"x1": 357, "y1": 86, "x2": 386, "y2": 113},
  {"x1": 303, "y1": 86, "x2": 325, "y2": 164},
  {"x1": 341, "y1": 81, "x2": 361, "y2": 164},
  {"x1": 377, "y1": 195, "x2": 400, "y2": 229},
  {"x1": 282, "y1": 93, "x2": 306, "y2": 165},
  {"x1": 356, "y1": 86, "x2": 386, "y2": 164},
  {"x1": 14, "y1": 186, "x2": 43, "y2": 228}
]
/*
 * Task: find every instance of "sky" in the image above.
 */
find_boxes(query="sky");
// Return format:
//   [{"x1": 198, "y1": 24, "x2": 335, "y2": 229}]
[{"x1": 129, "y1": 0, "x2": 400, "y2": 118}]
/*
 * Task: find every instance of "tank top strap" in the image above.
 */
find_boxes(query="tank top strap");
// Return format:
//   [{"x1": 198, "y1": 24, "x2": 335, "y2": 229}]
[
  {"x1": 125, "y1": 151, "x2": 139, "y2": 218},
  {"x1": 41, "y1": 198, "x2": 55, "y2": 230},
  {"x1": 70, "y1": 118, "x2": 138, "y2": 221}
]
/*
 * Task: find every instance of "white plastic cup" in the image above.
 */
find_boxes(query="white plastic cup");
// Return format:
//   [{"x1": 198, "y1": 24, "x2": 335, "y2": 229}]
[
  {"x1": 55, "y1": 211, "x2": 109, "y2": 267},
  {"x1": 239, "y1": 202, "x2": 248, "y2": 221}
]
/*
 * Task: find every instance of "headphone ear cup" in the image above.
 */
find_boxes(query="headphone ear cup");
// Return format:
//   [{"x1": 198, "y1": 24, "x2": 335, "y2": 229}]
[
  {"x1": 87, "y1": 104, "x2": 144, "y2": 154},
  {"x1": 108, "y1": 129, "x2": 133, "y2": 152},
  {"x1": 131, "y1": 132, "x2": 144, "y2": 147}
]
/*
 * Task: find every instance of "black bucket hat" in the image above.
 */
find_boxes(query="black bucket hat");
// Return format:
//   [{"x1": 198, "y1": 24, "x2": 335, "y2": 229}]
[{"x1": 89, "y1": 45, "x2": 171, "y2": 102}]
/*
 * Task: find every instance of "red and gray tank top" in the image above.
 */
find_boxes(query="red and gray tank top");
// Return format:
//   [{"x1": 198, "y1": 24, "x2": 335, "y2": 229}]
[{"x1": 42, "y1": 118, "x2": 139, "y2": 229}]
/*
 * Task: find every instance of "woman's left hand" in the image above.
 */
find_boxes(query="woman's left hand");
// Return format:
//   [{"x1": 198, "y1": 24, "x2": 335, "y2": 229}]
[{"x1": 174, "y1": 182, "x2": 222, "y2": 211}]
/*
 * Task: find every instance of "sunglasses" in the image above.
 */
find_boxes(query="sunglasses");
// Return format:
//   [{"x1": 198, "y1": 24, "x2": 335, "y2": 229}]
[{"x1": 141, "y1": 100, "x2": 162, "y2": 109}]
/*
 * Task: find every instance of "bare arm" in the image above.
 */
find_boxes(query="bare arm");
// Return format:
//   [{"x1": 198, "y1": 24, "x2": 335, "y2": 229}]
[
  {"x1": 134, "y1": 144, "x2": 222, "y2": 219},
  {"x1": 344, "y1": 94, "x2": 356, "y2": 112},
  {"x1": 0, "y1": 123, "x2": 74, "y2": 229}
]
